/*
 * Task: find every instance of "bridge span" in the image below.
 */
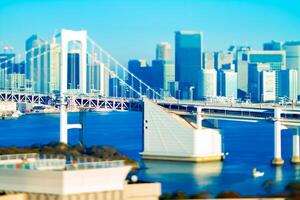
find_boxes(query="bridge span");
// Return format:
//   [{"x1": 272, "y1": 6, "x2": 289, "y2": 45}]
[{"x1": 1, "y1": 29, "x2": 300, "y2": 166}]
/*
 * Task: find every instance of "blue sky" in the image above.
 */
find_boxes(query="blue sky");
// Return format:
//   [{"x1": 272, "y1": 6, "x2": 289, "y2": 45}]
[{"x1": 0, "y1": 0, "x2": 300, "y2": 64}]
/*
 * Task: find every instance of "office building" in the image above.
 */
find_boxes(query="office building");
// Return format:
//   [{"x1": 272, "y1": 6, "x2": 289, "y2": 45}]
[
  {"x1": 25, "y1": 35, "x2": 50, "y2": 94},
  {"x1": 235, "y1": 46, "x2": 250, "y2": 98},
  {"x1": 197, "y1": 69, "x2": 217, "y2": 99},
  {"x1": 263, "y1": 40, "x2": 282, "y2": 50},
  {"x1": 283, "y1": 41, "x2": 300, "y2": 98},
  {"x1": 214, "y1": 51, "x2": 234, "y2": 70},
  {"x1": 67, "y1": 50, "x2": 80, "y2": 90},
  {"x1": 0, "y1": 53, "x2": 15, "y2": 90},
  {"x1": 278, "y1": 69, "x2": 298, "y2": 101},
  {"x1": 260, "y1": 71, "x2": 276, "y2": 102},
  {"x1": 248, "y1": 50, "x2": 286, "y2": 98},
  {"x1": 48, "y1": 40, "x2": 61, "y2": 93},
  {"x1": 248, "y1": 50, "x2": 286, "y2": 70},
  {"x1": 248, "y1": 63, "x2": 276, "y2": 102},
  {"x1": 175, "y1": 31, "x2": 203, "y2": 99},
  {"x1": 87, "y1": 62, "x2": 109, "y2": 96},
  {"x1": 217, "y1": 70, "x2": 237, "y2": 98},
  {"x1": 151, "y1": 60, "x2": 175, "y2": 97},
  {"x1": 154, "y1": 42, "x2": 175, "y2": 97},
  {"x1": 156, "y1": 42, "x2": 172, "y2": 61},
  {"x1": 128, "y1": 59, "x2": 152, "y2": 96},
  {"x1": 203, "y1": 52, "x2": 215, "y2": 69}
]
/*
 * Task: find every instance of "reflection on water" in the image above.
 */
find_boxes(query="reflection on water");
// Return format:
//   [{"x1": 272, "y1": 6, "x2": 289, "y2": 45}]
[
  {"x1": 293, "y1": 165, "x2": 300, "y2": 179},
  {"x1": 1, "y1": 112, "x2": 300, "y2": 196},
  {"x1": 275, "y1": 167, "x2": 282, "y2": 182},
  {"x1": 141, "y1": 160, "x2": 222, "y2": 187}
]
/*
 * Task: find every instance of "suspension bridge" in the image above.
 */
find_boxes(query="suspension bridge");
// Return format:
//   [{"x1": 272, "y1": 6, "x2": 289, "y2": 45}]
[{"x1": 1, "y1": 29, "x2": 300, "y2": 165}]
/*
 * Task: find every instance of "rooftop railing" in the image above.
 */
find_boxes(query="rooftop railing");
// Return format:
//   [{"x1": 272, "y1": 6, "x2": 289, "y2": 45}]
[
  {"x1": 0, "y1": 153, "x2": 38, "y2": 161},
  {"x1": 0, "y1": 157, "x2": 124, "y2": 171},
  {"x1": 65, "y1": 160, "x2": 124, "y2": 170}
]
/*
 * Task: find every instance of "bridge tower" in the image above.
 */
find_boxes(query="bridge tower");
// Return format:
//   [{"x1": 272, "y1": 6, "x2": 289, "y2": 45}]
[{"x1": 58, "y1": 29, "x2": 87, "y2": 144}]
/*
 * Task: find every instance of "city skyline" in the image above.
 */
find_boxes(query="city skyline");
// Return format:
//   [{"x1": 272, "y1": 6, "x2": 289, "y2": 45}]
[{"x1": 1, "y1": 0, "x2": 300, "y2": 64}]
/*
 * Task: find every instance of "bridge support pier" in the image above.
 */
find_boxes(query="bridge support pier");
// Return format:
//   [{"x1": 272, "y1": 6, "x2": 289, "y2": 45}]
[
  {"x1": 197, "y1": 107, "x2": 202, "y2": 129},
  {"x1": 272, "y1": 108, "x2": 284, "y2": 166},
  {"x1": 60, "y1": 98, "x2": 68, "y2": 144},
  {"x1": 291, "y1": 128, "x2": 300, "y2": 164}
]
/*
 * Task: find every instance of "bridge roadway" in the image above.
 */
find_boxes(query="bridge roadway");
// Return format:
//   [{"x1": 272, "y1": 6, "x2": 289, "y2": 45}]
[
  {"x1": 157, "y1": 99, "x2": 300, "y2": 126},
  {"x1": 0, "y1": 91, "x2": 143, "y2": 111},
  {"x1": 2, "y1": 91, "x2": 300, "y2": 165}
]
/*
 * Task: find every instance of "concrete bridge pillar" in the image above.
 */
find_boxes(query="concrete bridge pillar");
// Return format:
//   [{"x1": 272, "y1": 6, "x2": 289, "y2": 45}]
[
  {"x1": 60, "y1": 96, "x2": 68, "y2": 144},
  {"x1": 272, "y1": 108, "x2": 284, "y2": 166},
  {"x1": 196, "y1": 107, "x2": 202, "y2": 129},
  {"x1": 291, "y1": 128, "x2": 300, "y2": 164}
]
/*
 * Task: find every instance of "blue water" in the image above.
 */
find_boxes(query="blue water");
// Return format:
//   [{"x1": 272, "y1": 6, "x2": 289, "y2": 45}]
[{"x1": 0, "y1": 111, "x2": 299, "y2": 196}]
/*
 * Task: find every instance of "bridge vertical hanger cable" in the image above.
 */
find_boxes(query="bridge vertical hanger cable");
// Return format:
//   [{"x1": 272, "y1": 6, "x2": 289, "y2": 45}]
[
  {"x1": 87, "y1": 36, "x2": 162, "y2": 100},
  {"x1": 86, "y1": 53, "x2": 142, "y2": 98}
]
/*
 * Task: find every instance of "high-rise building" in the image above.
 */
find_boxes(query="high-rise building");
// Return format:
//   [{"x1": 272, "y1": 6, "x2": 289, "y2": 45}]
[
  {"x1": 151, "y1": 60, "x2": 175, "y2": 97},
  {"x1": 153, "y1": 42, "x2": 175, "y2": 97},
  {"x1": 248, "y1": 63, "x2": 276, "y2": 102},
  {"x1": 248, "y1": 50, "x2": 286, "y2": 98},
  {"x1": 128, "y1": 59, "x2": 152, "y2": 96},
  {"x1": 248, "y1": 50, "x2": 286, "y2": 70},
  {"x1": 0, "y1": 53, "x2": 15, "y2": 90},
  {"x1": 214, "y1": 51, "x2": 234, "y2": 70},
  {"x1": 48, "y1": 40, "x2": 60, "y2": 93},
  {"x1": 197, "y1": 69, "x2": 217, "y2": 99},
  {"x1": 67, "y1": 51, "x2": 80, "y2": 90},
  {"x1": 260, "y1": 71, "x2": 276, "y2": 102},
  {"x1": 263, "y1": 41, "x2": 282, "y2": 50},
  {"x1": 156, "y1": 42, "x2": 172, "y2": 61},
  {"x1": 278, "y1": 69, "x2": 298, "y2": 101},
  {"x1": 217, "y1": 70, "x2": 237, "y2": 98},
  {"x1": 283, "y1": 41, "x2": 300, "y2": 98},
  {"x1": 235, "y1": 46, "x2": 250, "y2": 98},
  {"x1": 203, "y1": 52, "x2": 214, "y2": 69},
  {"x1": 175, "y1": 31, "x2": 203, "y2": 99},
  {"x1": 25, "y1": 35, "x2": 50, "y2": 94}
]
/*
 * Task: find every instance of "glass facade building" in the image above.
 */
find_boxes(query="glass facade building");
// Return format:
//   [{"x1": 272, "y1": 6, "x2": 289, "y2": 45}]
[
  {"x1": 283, "y1": 41, "x2": 300, "y2": 98},
  {"x1": 175, "y1": 31, "x2": 203, "y2": 99}
]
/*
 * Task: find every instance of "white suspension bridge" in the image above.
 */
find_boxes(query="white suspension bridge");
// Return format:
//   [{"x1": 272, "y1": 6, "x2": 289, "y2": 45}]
[{"x1": 1, "y1": 29, "x2": 300, "y2": 166}]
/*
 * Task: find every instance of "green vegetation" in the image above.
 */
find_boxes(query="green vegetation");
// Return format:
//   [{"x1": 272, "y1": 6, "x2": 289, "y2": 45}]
[
  {"x1": 216, "y1": 191, "x2": 241, "y2": 198},
  {"x1": 0, "y1": 142, "x2": 138, "y2": 168},
  {"x1": 159, "y1": 180, "x2": 300, "y2": 199}
]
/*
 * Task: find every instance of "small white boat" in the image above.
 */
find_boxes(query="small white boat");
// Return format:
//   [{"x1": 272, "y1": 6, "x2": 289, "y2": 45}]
[{"x1": 253, "y1": 168, "x2": 264, "y2": 178}]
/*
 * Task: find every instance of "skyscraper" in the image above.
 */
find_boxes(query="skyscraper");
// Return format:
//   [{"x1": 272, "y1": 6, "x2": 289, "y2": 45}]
[
  {"x1": 48, "y1": 39, "x2": 60, "y2": 93},
  {"x1": 0, "y1": 53, "x2": 15, "y2": 90},
  {"x1": 214, "y1": 51, "x2": 234, "y2": 70},
  {"x1": 248, "y1": 50, "x2": 286, "y2": 98},
  {"x1": 197, "y1": 69, "x2": 217, "y2": 99},
  {"x1": 283, "y1": 41, "x2": 300, "y2": 98},
  {"x1": 263, "y1": 41, "x2": 282, "y2": 50},
  {"x1": 217, "y1": 70, "x2": 237, "y2": 98},
  {"x1": 235, "y1": 46, "x2": 250, "y2": 98},
  {"x1": 25, "y1": 34, "x2": 49, "y2": 94},
  {"x1": 175, "y1": 31, "x2": 203, "y2": 99},
  {"x1": 248, "y1": 63, "x2": 275, "y2": 102},
  {"x1": 260, "y1": 71, "x2": 276, "y2": 102},
  {"x1": 278, "y1": 69, "x2": 298, "y2": 101},
  {"x1": 153, "y1": 42, "x2": 175, "y2": 97},
  {"x1": 203, "y1": 52, "x2": 214, "y2": 69},
  {"x1": 128, "y1": 59, "x2": 152, "y2": 96},
  {"x1": 156, "y1": 42, "x2": 172, "y2": 61},
  {"x1": 67, "y1": 50, "x2": 80, "y2": 90}
]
